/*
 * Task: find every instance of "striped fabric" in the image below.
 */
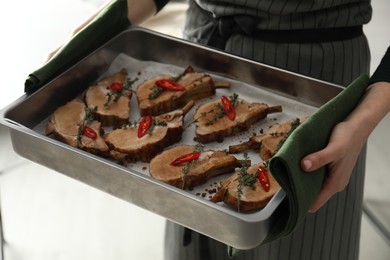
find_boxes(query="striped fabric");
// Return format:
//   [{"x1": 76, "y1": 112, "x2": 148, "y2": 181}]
[
  {"x1": 182, "y1": 0, "x2": 371, "y2": 85},
  {"x1": 164, "y1": 0, "x2": 372, "y2": 259},
  {"x1": 189, "y1": 0, "x2": 372, "y2": 30}
]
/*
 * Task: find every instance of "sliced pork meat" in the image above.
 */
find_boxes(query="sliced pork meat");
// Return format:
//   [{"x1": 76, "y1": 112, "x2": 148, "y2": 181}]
[
  {"x1": 136, "y1": 66, "x2": 229, "y2": 116},
  {"x1": 45, "y1": 99, "x2": 109, "y2": 155},
  {"x1": 104, "y1": 102, "x2": 194, "y2": 163},
  {"x1": 211, "y1": 163, "x2": 280, "y2": 212},
  {"x1": 229, "y1": 118, "x2": 303, "y2": 160},
  {"x1": 149, "y1": 145, "x2": 242, "y2": 190},
  {"x1": 194, "y1": 95, "x2": 283, "y2": 144},
  {"x1": 85, "y1": 68, "x2": 132, "y2": 128}
]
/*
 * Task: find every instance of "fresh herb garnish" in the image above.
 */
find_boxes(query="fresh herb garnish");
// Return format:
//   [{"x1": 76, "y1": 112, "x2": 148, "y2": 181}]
[
  {"x1": 274, "y1": 118, "x2": 301, "y2": 153},
  {"x1": 196, "y1": 93, "x2": 239, "y2": 126},
  {"x1": 148, "y1": 68, "x2": 190, "y2": 100},
  {"x1": 181, "y1": 144, "x2": 205, "y2": 189},
  {"x1": 77, "y1": 106, "x2": 97, "y2": 146},
  {"x1": 104, "y1": 77, "x2": 137, "y2": 108},
  {"x1": 229, "y1": 93, "x2": 239, "y2": 106},
  {"x1": 236, "y1": 153, "x2": 257, "y2": 211},
  {"x1": 148, "y1": 85, "x2": 164, "y2": 100},
  {"x1": 147, "y1": 118, "x2": 168, "y2": 135}
]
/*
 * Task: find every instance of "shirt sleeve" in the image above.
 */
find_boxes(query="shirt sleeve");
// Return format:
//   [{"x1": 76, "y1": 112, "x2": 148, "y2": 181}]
[{"x1": 369, "y1": 46, "x2": 390, "y2": 84}]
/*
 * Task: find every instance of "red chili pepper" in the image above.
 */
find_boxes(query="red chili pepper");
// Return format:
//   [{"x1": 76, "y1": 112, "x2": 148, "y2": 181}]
[
  {"x1": 82, "y1": 126, "x2": 98, "y2": 140},
  {"x1": 171, "y1": 151, "x2": 201, "y2": 166},
  {"x1": 155, "y1": 79, "x2": 186, "y2": 91},
  {"x1": 258, "y1": 165, "x2": 270, "y2": 192},
  {"x1": 138, "y1": 116, "x2": 153, "y2": 138},
  {"x1": 221, "y1": 96, "x2": 236, "y2": 121},
  {"x1": 110, "y1": 82, "x2": 123, "y2": 91}
]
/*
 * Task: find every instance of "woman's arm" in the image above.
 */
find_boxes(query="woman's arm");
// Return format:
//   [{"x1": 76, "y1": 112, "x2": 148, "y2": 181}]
[
  {"x1": 301, "y1": 47, "x2": 390, "y2": 213},
  {"x1": 73, "y1": 0, "x2": 162, "y2": 33},
  {"x1": 47, "y1": 0, "x2": 166, "y2": 60}
]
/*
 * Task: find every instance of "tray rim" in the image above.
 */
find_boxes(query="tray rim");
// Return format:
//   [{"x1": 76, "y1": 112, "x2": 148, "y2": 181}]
[{"x1": 0, "y1": 26, "x2": 344, "y2": 249}]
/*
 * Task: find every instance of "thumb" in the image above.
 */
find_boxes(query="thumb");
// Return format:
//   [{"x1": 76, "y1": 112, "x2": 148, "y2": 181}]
[{"x1": 301, "y1": 144, "x2": 340, "y2": 172}]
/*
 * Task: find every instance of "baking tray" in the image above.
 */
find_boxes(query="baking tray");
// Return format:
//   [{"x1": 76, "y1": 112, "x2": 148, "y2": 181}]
[{"x1": 0, "y1": 27, "x2": 343, "y2": 249}]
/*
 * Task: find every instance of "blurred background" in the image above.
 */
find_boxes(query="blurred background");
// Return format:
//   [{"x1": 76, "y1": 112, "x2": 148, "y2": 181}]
[{"x1": 0, "y1": 0, "x2": 389, "y2": 259}]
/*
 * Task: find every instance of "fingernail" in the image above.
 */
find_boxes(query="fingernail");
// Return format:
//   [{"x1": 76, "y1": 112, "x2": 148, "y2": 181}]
[{"x1": 302, "y1": 159, "x2": 312, "y2": 171}]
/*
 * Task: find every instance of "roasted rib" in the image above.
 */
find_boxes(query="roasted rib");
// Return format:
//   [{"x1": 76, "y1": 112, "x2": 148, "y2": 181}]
[
  {"x1": 45, "y1": 99, "x2": 109, "y2": 155},
  {"x1": 104, "y1": 101, "x2": 194, "y2": 163},
  {"x1": 149, "y1": 145, "x2": 242, "y2": 190},
  {"x1": 211, "y1": 163, "x2": 280, "y2": 212},
  {"x1": 136, "y1": 66, "x2": 229, "y2": 116},
  {"x1": 194, "y1": 95, "x2": 283, "y2": 144},
  {"x1": 85, "y1": 68, "x2": 132, "y2": 128}
]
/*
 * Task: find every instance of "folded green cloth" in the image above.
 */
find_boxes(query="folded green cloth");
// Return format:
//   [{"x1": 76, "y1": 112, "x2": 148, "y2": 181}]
[
  {"x1": 267, "y1": 74, "x2": 369, "y2": 240},
  {"x1": 25, "y1": 0, "x2": 130, "y2": 93},
  {"x1": 229, "y1": 74, "x2": 369, "y2": 257}
]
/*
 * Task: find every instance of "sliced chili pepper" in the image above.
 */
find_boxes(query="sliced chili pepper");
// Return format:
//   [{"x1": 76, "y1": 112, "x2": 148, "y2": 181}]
[
  {"x1": 221, "y1": 96, "x2": 236, "y2": 121},
  {"x1": 110, "y1": 82, "x2": 123, "y2": 91},
  {"x1": 138, "y1": 116, "x2": 153, "y2": 138},
  {"x1": 82, "y1": 126, "x2": 98, "y2": 140},
  {"x1": 155, "y1": 79, "x2": 186, "y2": 91},
  {"x1": 257, "y1": 165, "x2": 270, "y2": 192},
  {"x1": 171, "y1": 151, "x2": 201, "y2": 166}
]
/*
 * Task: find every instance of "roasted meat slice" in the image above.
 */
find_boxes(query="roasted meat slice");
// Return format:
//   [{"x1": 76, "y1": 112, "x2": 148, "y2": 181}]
[
  {"x1": 149, "y1": 145, "x2": 242, "y2": 190},
  {"x1": 104, "y1": 101, "x2": 194, "y2": 163},
  {"x1": 45, "y1": 99, "x2": 109, "y2": 155},
  {"x1": 136, "y1": 66, "x2": 229, "y2": 116},
  {"x1": 211, "y1": 163, "x2": 280, "y2": 212},
  {"x1": 85, "y1": 68, "x2": 132, "y2": 127},
  {"x1": 229, "y1": 118, "x2": 303, "y2": 161},
  {"x1": 194, "y1": 95, "x2": 283, "y2": 144}
]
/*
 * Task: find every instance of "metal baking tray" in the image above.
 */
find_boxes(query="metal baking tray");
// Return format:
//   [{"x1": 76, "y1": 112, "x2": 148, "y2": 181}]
[{"x1": 0, "y1": 27, "x2": 343, "y2": 249}]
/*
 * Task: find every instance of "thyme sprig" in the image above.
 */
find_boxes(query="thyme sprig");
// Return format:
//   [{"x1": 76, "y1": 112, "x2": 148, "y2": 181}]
[
  {"x1": 274, "y1": 118, "x2": 301, "y2": 153},
  {"x1": 77, "y1": 106, "x2": 97, "y2": 146},
  {"x1": 206, "y1": 103, "x2": 225, "y2": 126},
  {"x1": 269, "y1": 131, "x2": 287, "y2": 137},
  {"x1": 148, "y1": 69, "x2": 189, "y2": 100},
  {"x1": 171, "y1": 67, "x2": 190, "y2": 82},
  {"x1": 191, "y1": 93, "x2": 240, "y2": 127},
  {"x1": 119, "y1": 117, "x2": 167, "y2": 135},
  {"x1": 229, "y1": 93, "x2": 239, "y2": 106},
  {"x1": 104, "y1": 78, "x2": 137, "y2": 108},
  {"x1": 148, "y1": 85, "x2": 164, "y2": 100},
  {"x1": 181, "y1": 143, "x2": 205, "y2": 189},
  {"x1": 147, "y1": 118, "x2": 168, "y2": 135},
  {"x1": 182, "y1": 143, "x2": 205, "y2": 175},
  {"x1": 236, "y1": 153, "x2": 256, "y2": 211}
]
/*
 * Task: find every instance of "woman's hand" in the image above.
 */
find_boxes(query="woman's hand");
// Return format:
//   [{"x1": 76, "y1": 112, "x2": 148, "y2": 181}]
[
  {"x1": 45, "y1": 0, "x2": 157, "y2": 62},
  {"x1": 301, "y1": 81, "x2": 390, "y2": 213},
  {"x1": 301, "y1": 120, "x2": 365, "y2": 213}
]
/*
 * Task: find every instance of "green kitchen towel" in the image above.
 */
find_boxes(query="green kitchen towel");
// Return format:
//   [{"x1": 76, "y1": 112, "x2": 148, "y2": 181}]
[
  {"x1": 25, "y1": 0, "x2": 130, "y2": 93},
  {"x1": 266, "y1": 74, "x2": 369, "y2": 242},
  {"x1": 229, "y1": 74, "x2": 369, "y2": 257}
]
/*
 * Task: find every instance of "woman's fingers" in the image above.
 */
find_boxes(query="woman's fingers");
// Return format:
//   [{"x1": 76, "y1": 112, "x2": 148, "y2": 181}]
[
  {"x1": 301, "y1": 122, "x2": 362, "y2": 212},
  {"x1": 301, "y1": 140, "x2": 345, "y2": 172}
]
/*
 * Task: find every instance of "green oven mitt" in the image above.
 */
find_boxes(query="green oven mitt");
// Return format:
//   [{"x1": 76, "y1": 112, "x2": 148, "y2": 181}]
[
  {"x1": 24, "y1": 0, "x2": 130, "y2": 93},
  {"x1": 228, "y1": 74, "x2": 369, "y2": 257}
]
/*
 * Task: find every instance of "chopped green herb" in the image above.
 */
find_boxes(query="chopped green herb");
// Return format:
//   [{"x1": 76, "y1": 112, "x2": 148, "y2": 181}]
[
  {"x1": 236, "y1": 153, "x2": 257, "y2": 211},
  {"x1": 274, "y1": 118, "x2": 301, "y2": 153},
  {"x1": 77, "y1": 106, "x2": 97, "y2": 146},
  {"x1": 181, "y1": 144, "x2": 205, "y2": 189},
  {"x1": 148, "y1": 85, "x2": 164, "y2": 100}
]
